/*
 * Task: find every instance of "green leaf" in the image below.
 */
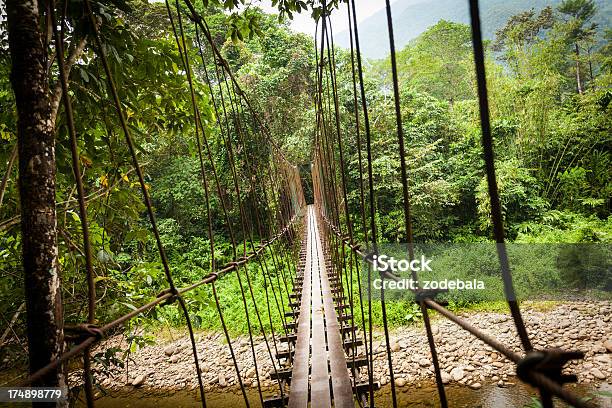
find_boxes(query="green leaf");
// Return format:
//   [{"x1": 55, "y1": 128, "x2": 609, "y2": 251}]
[
  {"x1": 80, "y1": 69, "x2": 89, "y2": 83},
  {"x1": 121, "y1": 302, "x2": 138, "y2": 311}
]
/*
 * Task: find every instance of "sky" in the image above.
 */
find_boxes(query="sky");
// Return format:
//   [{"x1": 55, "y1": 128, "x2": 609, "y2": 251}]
[
  {"x1": 143, "y1": 0, "x2": 392, "y2": 38},
  {"x1": 253, "y1": 0, "x2": 390, "y2": 38}
]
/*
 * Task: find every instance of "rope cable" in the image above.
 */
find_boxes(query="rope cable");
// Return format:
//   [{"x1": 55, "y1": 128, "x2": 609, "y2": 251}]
[
  {"x1": 50, "y1": 1, "x2": 96, "y2": 405},
  {"x1": 381, "y1": 0, "x2": 448, "y2": 405}
]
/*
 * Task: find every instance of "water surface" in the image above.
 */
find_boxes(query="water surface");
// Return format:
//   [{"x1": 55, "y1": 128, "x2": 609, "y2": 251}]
[{"x1": 82, "y1": 381, "x2": 612, "y2": 408}]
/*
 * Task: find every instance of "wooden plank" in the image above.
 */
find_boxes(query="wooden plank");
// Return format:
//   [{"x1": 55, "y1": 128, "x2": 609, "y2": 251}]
[
  {"x1": 309, "y1": 206, "x2": 332, "y2": 408},
  {"x1": 315, "y1": 212, "x2": 355, "y2": 408},
  {"x1": 287, "y1": 207, "x2": 312, "y2": 408},
  {"x1": 288, "y1": 205, "x2": 355, "y2": 408}
]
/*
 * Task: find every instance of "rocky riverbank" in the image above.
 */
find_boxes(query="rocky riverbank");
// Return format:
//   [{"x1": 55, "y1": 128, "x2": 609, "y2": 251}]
[{"x1": 86, "y1": 301, "x2": 611, "y2": 392}]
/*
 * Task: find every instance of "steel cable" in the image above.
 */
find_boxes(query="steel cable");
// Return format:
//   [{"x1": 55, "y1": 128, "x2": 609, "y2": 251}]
[
  {"x1": 381, "y1": 0, "x2": 449, "y2": 405},
  {"x1": 50, "y1": 2, "x2": 96, "y2": 405},
  {"x1": 85, "y1": 2, "x2": 207, "y2": 406}
]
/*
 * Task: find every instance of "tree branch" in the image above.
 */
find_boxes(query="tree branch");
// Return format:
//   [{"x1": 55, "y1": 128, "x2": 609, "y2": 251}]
[
  {"x1": 49, "y1": 36, "x2": 89, "y2": 126},
  {"x1": 0, "y1": 302, "x2": 25, "y2": 347},
  {"x1": 0, "y1": 163, "x2": 149, "y2": 232}
]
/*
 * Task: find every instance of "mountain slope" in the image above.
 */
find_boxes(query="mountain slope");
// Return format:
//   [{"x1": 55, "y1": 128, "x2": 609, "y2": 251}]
[{"x1": 335, "y1": 0, "x2": 611, "y2": 59}]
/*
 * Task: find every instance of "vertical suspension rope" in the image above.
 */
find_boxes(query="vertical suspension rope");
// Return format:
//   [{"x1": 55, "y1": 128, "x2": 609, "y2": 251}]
[
  {"x1": 84, "y1": 2, "x2": 207, "y2": 406},
  {"x1": 344, "y1": 3, "x2": 374, "y2": 402},
  {"x1": 212, "y1": 281, "x2": 250, "y2": 407},
  {"x1": 191, "y1": 26, "x2": 258, "y2": 407},
  {"x1": 239, "y1": 102, "x2": 292, "y2": 338},
  {"x1": 170, "y1": 2, "x2": 257, "y2": 405},
  {"x1": 215, "y1": 47, "x2": 288, "y2": 402},
  {"x1": 218, "y1": 67, "x2": 266, "y2": 408},
  {"x1": 468, "y1": 2, "x2": 555, "y2": 407},
  {"x1": 195, "y1": 16, "x2": 296, "y2": 403},
  {"x1": 467, "y1": 0, "x2": 533, "y2": 352},
  {"x1": 347, "y1": 1, "x2": 376, "y2": 404},
  {"x1": 231, "y1": 95, "x2": 290, "y2": 402},
  {"x1": 50, "y1": 2, "x2": 96, "y2": 405},
  {"x1": 382, "y1": 1, "x2": 449, "y2": 406},
  {"x1": 346, "y1": 3, "x2": 368, "y2": 246}
]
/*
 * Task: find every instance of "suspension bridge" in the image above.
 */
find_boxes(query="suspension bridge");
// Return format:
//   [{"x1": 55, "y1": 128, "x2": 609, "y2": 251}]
[{"x1": 3, "y1": 0, "x2": 596, "y2": 407}]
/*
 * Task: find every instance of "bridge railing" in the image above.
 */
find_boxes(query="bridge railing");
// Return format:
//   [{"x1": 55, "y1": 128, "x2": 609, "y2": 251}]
[{"x1": 310, "y1": 0, "x2": 592, "y2": 407}]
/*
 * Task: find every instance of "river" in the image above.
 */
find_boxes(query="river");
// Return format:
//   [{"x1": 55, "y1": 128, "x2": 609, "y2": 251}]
[{"x1": 82, "y1": 381, "x2": 611, "y2": 407}]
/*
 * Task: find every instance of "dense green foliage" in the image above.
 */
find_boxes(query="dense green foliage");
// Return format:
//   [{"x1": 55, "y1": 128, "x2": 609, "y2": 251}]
[
  {"x1": 345, "y1": 2, "x2": 611, "y2": 247},
  {"x1": 334, "y1": 0, "x2": 611, "y2": 59},
  {"x1": 0, "y1": 0, "x2": 610, "y2": 371},
  {"x1": 0, "y1": 1, "x2": 313, "y2": 366}
]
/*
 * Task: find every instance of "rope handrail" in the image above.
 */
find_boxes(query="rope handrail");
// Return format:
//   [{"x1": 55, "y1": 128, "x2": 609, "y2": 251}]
[
  {"x1": 317, "y1": 196, "x2": 592, "y2": 408},
  {"x1": 311, "y1": 0, "x2": 592, "y2": 407},
  {"x1": 17, "y1": 212, "x2": 302, "y2": 387},
  {"x1": 6, "y1": 1, "x2": 596, "y2": 407},
  {"x1": 10, "y1": 2, "x2": 305, "y2": 405}
]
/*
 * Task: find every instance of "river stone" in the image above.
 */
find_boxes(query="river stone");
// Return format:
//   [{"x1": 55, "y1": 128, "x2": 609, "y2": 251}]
[
  {"x1": 450, "y1": 367, "x2": 465, "y2": 382},
  {"x1": 219, "y1": 374, "x2": 227, "y2": 387},
  {"x1": 591, "y1": 368, "x2": 606, "y2": 380},
  {"x1": 132, "y1": 374, "x2": 147, "y2": 387},
  {"x1": 604, "y1": 339, "x2": 612, "y2": 353},
  {"x1": 419, "y1": 359, "x2": 430, "y2": 367},
  {"x1": 440, "y1": 371, "x2": 451, "y2": 384},
  {"x1": 395, "y1": 378, "x2": 407, "y2": 387},
  {"x1": 246, "y1": 367, "x2": 257, "y2": 378},
  {"x1": 170, "y1": 355, "x2": 180, "y2": 363},
  {"x1": 164, "y1": 345, "x2": 176, "y2": 356},
  {"x1": 391, "y1": 341, "x2": 400, "y2": 352},
  {"x1": 470, "y1": 382, "x2": 482, "y2": 390}
]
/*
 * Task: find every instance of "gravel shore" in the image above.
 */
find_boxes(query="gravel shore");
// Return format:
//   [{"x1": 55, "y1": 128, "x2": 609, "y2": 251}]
[{"x1": 87, "y1": 301, "x2": 611, "y2": 392}]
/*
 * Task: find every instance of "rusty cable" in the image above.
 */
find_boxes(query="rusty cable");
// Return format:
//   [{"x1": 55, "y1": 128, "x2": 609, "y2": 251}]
[
  {"x1": 381, "y1": 0, "x2": 449, "y2": 405},
  {"x1": 320, "y1": 211, "x2": 593, "y2": 408},
  {"x1": 50, "y1": 1, "x2": 97, "y2": 405},
  {"x1": 19, "y1": 218, "x2": 298, "y2": 387},
  {"x1": 322, "y1": 11, "x2": 372, "y2": 401}
]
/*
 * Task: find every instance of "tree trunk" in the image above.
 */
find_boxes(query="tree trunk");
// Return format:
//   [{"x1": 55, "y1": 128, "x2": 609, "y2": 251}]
[
  {"x1": 6, "y1": 0, "x2": 66, "y2": 395},
  {"x1": 575, "y1": 42, "x2": 583, "y2": 94},
  {"x1": 587, "y1": 46, "x2": 594, "y2": 83}
]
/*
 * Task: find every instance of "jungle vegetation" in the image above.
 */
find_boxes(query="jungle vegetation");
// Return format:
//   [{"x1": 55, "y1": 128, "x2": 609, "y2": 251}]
[{"x1": 0, "y1": 0, "x2": 610, "y2": 370}]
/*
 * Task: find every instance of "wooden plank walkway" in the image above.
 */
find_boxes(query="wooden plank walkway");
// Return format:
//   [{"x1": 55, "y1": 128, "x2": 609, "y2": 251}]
[
  {"x1": 288, "y1": 206, "x2": 312, "y2": 408},
  {"x1": 288, "y1": 205, "x2": 354, "y2": 408}
]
